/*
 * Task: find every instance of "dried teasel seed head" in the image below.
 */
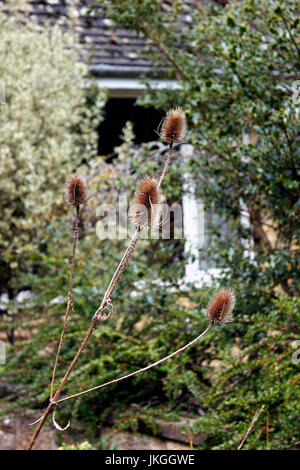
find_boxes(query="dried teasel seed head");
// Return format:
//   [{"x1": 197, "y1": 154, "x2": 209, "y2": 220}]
[
  {"x1": 159, "y1": 107, "x2": 186, "y2": 144},
  {"x1": 65, "y1": 174, "x2": 88, "y2": 206},
  {"x1": 206, "y1": 288, "x2": 235, "y2": 324},
  {"x1": 130, "y1": 176, "x2": 161, "y2": 227}
]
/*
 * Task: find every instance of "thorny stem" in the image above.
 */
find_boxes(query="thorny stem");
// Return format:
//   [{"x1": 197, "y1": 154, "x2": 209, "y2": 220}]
[
  {"x1": 158, "y1": 143, "x2": 173, "y2": 188},
  {"x1": 26, "y1": 403, "x2": 54, "y2": 451},
  {"x1": 50, "y1": 204, "x2": 80, "y2": 400},
  {"x1": 26, "y1": 144, "x2": 173, "y2": 450},
  {"x1": 237, "y1": 404, "x2": 265, "y2": 450},
  {"x1": 26, "y1": 226, "x2": 141, "y2": 450},
  {"x1": 94, "y1": 226, "x2": 141, "y2": 321},
  {"x1": 28, "y1": 321, "x2": 214, "y2": 450},
  {"x1": 55, "y1": 322, "x2": 214, "y2": 404}
]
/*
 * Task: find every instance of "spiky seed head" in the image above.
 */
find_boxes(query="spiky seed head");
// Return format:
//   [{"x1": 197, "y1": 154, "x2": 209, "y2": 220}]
[
  {"x1": 130, "y1": 176, "x2": 161, "y2": 227},
  {"x1": 206, "y1": 288, "x2": 235, "y2": 324},
  {"x1": 160, "y1": 107, "x2": 186, "y2": 144},
  {"x1": 65, "y1": 174, "x2": 88, "y2": 206}
]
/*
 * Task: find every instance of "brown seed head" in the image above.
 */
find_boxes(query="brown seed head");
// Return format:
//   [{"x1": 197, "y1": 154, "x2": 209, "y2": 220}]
[
  {"x1": 206, "y1": 288, "x2": 235, "y2": 324},
  {"x1": 130, "y1": 176, "x2": 161, "y2": 227},
  {"x1": 65, "y1": 174, "x2": 88, "y2": 206},
  {"x1": 160, "y1": 107, "x2": 186, "y2": 144}
]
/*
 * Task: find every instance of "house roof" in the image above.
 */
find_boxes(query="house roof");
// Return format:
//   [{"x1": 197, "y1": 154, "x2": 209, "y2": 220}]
[{"x1": 0, "y1": 0, "x2": 228, "y2": 78}]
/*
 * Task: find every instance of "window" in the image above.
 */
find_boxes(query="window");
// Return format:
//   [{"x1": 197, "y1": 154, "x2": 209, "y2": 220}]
[
  {"x1": 96, "y1": 81, "x2": 246, "y2": 286},
  {"x1": 97, "y1": 98, "x2": 164, "y2": 156}
]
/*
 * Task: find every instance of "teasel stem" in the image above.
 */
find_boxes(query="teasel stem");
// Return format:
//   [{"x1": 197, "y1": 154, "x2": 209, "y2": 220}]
[
  {"x1": 50, "y1": 203, "x2": 80, "y2": 400},
  {"x1": 158, "y1": 142, "x2": 173, "y2": 189},
  {"x1": 26, "y1": 402, "x2": 54, "y2": 450},
  {"x1": 27, "y1": 110, "x2": 182, "y2": 449},
  {"x1": 237, "y1": 404, "x2": 265, "y2": 450},
  {"x1": 93, "y1": 225, "x2": 141, "y2": 321},
  {"x1": 54, "y1": 322, "x2": 214, "y2": 404},
  {"x1": 26, "y1": 225, "x2": 141, "y2": 450}
]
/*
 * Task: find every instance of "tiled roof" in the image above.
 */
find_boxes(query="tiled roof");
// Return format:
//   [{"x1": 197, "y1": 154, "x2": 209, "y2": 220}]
[{"x1": 0, "y1": 0, "x2": 228, "y2": 77}]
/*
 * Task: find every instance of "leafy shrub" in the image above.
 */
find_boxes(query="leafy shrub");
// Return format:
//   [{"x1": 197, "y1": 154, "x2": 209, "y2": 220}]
[{"x1": 0, "y1": 0, "x2": 103, "y2": 298}]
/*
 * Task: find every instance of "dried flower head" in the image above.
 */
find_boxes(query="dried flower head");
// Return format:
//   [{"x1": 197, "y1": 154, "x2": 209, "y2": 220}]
[
  {"x1": 65, "y1": 174, "x2": 88, "y2": 206},
  {"x1": 206, "y1": 288, "x2": 235, "y2": 324},
  {"x1": 159, "y1": 107, "x2": 186, "y2": 144},
  {"x1": 130, "y1": 176, "x2": 161, "y2": 227}
]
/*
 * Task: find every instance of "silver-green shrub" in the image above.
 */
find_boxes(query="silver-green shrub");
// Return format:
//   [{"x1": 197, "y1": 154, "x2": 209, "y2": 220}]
[{"x1": 0, "y1": 0, "x2": 104, "y2": 295}]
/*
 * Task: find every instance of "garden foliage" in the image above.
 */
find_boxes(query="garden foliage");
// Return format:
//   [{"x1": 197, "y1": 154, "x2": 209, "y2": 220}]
[{"x1": 1, "y1": 0, "x2": 299, "y2": 450}]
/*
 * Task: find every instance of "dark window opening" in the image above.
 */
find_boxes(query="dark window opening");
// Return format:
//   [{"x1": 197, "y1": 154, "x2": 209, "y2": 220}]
[{"x1": 97, "y1": 98, "x2": 164, "y2": 157}]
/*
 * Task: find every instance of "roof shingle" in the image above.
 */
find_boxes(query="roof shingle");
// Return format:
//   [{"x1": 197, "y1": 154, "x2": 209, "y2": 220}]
[{"x1": 0, "y1": 0, "x2": 227, "y2": 77}]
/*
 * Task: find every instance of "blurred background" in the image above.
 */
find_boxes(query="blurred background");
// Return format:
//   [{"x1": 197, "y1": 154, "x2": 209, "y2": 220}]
[{"x1": 0, "y1": 0, "x2": 299, "y2": 450}]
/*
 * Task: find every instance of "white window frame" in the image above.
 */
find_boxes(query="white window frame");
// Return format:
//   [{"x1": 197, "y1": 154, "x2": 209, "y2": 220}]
[
  {"x1": 94, "y1": 80, "x2": 252, "y2": 287},
  {"x1": 95, "y1": 77, "x2": 181, "y2": 98},
  {"x1": 181, "y1": 143, "x2": 253, "y2": 287}
]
